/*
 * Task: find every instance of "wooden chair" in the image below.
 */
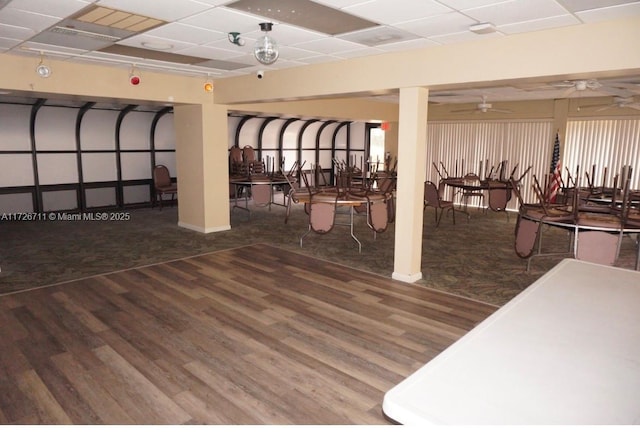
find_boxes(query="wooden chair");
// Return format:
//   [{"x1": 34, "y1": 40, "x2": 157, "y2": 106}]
[{"x1": 152, "y1": 165, "x2": 177, "y2": 210}]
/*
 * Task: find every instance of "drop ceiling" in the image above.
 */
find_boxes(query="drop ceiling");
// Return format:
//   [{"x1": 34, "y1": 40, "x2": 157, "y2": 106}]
[{"x1": 1, "y1": 0, "x2": 640, "y2": 105}]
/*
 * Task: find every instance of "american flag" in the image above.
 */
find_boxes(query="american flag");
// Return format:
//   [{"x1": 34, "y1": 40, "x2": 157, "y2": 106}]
[{"x1": 548, "y1": 132, "x2": 562, "y2": 203}]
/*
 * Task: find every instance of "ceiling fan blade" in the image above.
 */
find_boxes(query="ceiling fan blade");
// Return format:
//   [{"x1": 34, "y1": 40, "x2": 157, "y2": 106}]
[
  {"x1": 598, "y1": 86, "x2": 635, "y2": 98},
  {"x1": 489, "y1": 108, "x2": 514, "y2": 113},
  {"x1": 549, "y1": 80, "x2": 577, "y2": 88},
  {"x1": 577, "y1": 103, "x2": 609, "y2": 110},
  {"x1": 451, "y1": 108, "x2": 476, "y2": 114}
]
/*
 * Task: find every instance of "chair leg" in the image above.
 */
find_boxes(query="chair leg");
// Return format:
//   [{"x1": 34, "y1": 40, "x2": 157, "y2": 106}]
[
  {"x1": 158, "y1": 193, "x2": 163, "y2": 210},
  {"x1": 284, "y1": 194, "x2": 292, "y2": 224}
]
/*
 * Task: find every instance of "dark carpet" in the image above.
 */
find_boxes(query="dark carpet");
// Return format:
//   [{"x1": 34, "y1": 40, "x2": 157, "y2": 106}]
[{"x1": 1, "y1": 195, "x2": 638, "y2": 306}]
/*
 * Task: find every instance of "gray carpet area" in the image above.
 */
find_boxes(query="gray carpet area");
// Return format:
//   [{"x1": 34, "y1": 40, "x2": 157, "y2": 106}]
[{"x1": 1, "y1": 195, "x2": 638, "y2": 305}]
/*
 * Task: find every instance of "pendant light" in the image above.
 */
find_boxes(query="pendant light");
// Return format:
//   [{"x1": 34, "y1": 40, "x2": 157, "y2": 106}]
[{"x1": 254, "y1": 22, "x2": 278, "y2": 65}]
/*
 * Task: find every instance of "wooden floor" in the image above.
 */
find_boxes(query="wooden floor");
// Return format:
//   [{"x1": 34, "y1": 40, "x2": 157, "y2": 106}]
[{"x1": 0, "y1": 244, "x2": 497, "y2": 424}]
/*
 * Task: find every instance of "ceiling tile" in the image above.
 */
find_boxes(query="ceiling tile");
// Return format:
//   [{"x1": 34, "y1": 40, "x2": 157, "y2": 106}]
[
  {"x1": 0, "y1": 36, "x2": 20, "y2": 49},
  {"x1": 430, "y1": 30, "x2": 502, "y2": 45},
  {"x1": 292, "y1": 36, "x2": 362, "y2": 54},
  {"x1": 464, "y1": 0, "x2": 569, "y2": 26},
  {"x1": 117, "y1": 34, "x2": 197, "y2": 52},
  {"x1": 298, "y1": 53, "x2": 344, "y2": 63},
  {"x1": 146, "y1": 22, "x2": 225, "y2": 44},
  {"x1": 395, "y1": 12, "x2": 477, "y2": 37},
  {"x1": 176, "y1": 44, "x2": 245, "y2": 60},
  {"x1": 178, "y1": 7, "x2": 264, "y2": 33},
  {"x1": 275, "y1": 45, "x2": 322, "y2": 60},
  {"x1": 6, "y1": 0, "x2": 91, "y2": 17},
  {"x1": 95, "y1": 0, "x2": 215, "y2": 21},
  {"x1": 0, "y1": 22, "x2": 37, "y2": 39},
  {"x1": 343, "y1": 0, "x2": 452, "y2": 25},
  {"x1": 0, "y1": 8, "x2": 60, "y2": 31},
  {"x1": 437, "y1": 0, "x2": 507, "y2": 10},
  {"x1": 378, "y1": 38, "x2": 440, "y2": 51},
  {"x1": 335, "y1": 46, "x2": 384, "y2": 58},
  {"x1": 339, "y1": 26, "x2": 420, "y2": 47},
  {"x1": 557, "y1": 0, "x2": 639, "y2": 13},
  {"x1": 499, "y1": 14, "x2": 580, "y2": 34},
  {"x1": 576, "y1": 2, "x2": 640, "y2": 21}
]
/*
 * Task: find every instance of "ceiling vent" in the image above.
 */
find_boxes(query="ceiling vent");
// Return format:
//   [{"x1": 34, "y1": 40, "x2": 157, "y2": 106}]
[{"x1": 50, "y1": 26, "x2": 121, "y2": 42}]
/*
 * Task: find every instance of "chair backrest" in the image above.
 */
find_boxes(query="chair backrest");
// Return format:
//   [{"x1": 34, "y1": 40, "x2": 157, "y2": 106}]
[
  {"x1": 153, "y1": 165, "x2": 171, "y2": 188},
  {"x1": 242, "y1": 145, "x2": 256, "y2": 162},
  {"x1": 487, "y1": 181, "x2": 509, "y2": 211},
  {"x1": 424, "y1": 181, "x2": 441, "y2": 206},
  {"x1": 509, "y1": 178, "x2": 525, "y2": 209},
  {"x1": 309, "y1": 195, "x2": 337, "y2": 234},
  {"x1": 367, "y1": 195, "x2": 389, "y2": 233},
  {"x1": 229, "y1": 146, "x2": 243, "y2": 163},
  {"x1": 377, "y1": 173, "x2": 395, "y2": 195},
  {"x1": 252, "y1": 183, "x2": 271, "y2": 206}
]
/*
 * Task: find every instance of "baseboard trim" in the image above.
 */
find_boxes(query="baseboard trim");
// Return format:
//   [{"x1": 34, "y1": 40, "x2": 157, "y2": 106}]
[
  {"x1": 178, "y1": 221, "x2": 231, "y2": 234},
  {"x1": 392, "y1": 271, "x2": 423, "y2": 283}
]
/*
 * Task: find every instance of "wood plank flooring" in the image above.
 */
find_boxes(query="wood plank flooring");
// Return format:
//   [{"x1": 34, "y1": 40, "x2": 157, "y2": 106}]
[{"x1": 0, "y1": 244, "x2": 497, "y2": 424}]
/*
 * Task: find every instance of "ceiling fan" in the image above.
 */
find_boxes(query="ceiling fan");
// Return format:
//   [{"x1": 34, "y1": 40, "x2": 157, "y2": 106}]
[
  {"x1": 452, "y1": 95, "x2": 513, "y2": 114},
  {"x1": 578, "y1": 96, "x2": 640, "y2": 112},
  {"x1": 546, "y1": 78, "x2": 638, "y2": 98}
]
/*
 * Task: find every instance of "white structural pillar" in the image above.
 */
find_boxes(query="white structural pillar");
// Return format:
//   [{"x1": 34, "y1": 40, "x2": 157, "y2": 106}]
[{"x1": 392, "y1": 87, "x2": 428, "y2": 283}]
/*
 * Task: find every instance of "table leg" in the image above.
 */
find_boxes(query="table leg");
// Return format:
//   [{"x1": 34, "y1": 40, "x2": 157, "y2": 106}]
[{"x1": 349, "y1": 206, "x2": 362, "y2": 253}]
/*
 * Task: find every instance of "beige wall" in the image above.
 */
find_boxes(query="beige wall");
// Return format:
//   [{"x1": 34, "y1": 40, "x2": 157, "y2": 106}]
[{"x1": 0, "y1": 53, "x2": 210, "y2": 106}]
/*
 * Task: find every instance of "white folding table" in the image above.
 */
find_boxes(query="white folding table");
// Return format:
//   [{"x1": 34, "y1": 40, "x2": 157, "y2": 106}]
[{"x1": 382, "y1": 259, "x2": 640, "y2": 425}]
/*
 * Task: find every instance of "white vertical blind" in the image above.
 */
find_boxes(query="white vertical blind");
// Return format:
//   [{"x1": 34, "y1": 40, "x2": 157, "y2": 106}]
[
  {"x1": 565, "y1": 118, "x2": 640, "y2": 190},
  {"x1": 426, "y1": 120, "x2": 553, "y2": 208}
]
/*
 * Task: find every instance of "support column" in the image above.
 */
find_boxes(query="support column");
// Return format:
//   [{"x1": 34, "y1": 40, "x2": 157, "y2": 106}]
[
  {"x1": 174, "y1": 102, "x2": 231, "y2": 233},
  {"x1": 392, "y1": 87, "x2": 428, "y2": 283}
]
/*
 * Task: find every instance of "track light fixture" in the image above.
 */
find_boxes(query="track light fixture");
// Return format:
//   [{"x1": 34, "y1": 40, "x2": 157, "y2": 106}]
[
  {"x1": 228, "y1": 32, "x2": 245, "y2": 46},
  {"x1": 254, "y1": 22, "x2": 278, "y2": 65},
  {"x1": 36, "y1": 52, "x2": 51, "y2": 78}
]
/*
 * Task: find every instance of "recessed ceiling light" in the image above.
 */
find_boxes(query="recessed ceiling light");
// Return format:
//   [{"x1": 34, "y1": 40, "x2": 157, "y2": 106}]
[{"x1": 141, "y1": 41, "x2": 173, "y2": 50}]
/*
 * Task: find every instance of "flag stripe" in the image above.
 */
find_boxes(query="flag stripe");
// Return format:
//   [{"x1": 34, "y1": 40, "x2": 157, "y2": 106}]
[{"x1": 549, "y1": 132, "x2": 561, "y2": 203}]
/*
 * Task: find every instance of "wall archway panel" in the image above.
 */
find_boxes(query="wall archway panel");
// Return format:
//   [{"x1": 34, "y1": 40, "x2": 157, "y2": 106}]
[
  {"x1": 236, "y1": 117, "x2": 264, "y2": 149},
  {"x1": 120, "y1": 111, "x2": 154, "y2": 150},
  {"x1": 81, "y1": 110, "x2": 118, "y2": 150},
  {"x1": 153, "y1": 113, "x2": 176, "y2": 150},
  {"x1": 35, "y1": 106, "x2": 77, "y2": 151},
  {"x1": 0, "y1": 104, "x2": 31, "y2": 151}
]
